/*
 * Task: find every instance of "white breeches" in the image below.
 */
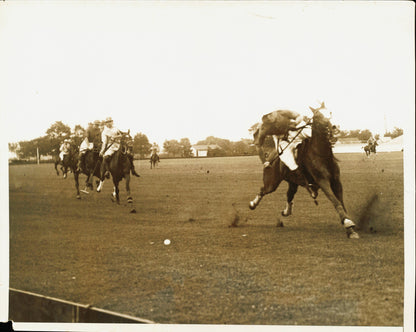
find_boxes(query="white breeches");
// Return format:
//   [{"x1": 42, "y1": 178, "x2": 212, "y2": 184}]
[
  {"x1": 279, "y1": 127, "x2": 311, "y2": 171},
  {"x1": 80, "y1": 139, "x2": 94, "y2": 153},
  {"x1": 103, "y1": 142, "x2": 120, "y2": 157},
  {"x1": 59, "y1": 152, "x2": 67, "y2": 161}
]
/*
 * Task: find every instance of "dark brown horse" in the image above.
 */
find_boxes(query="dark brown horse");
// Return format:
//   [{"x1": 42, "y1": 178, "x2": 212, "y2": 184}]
[
  {"x1": 96, "y1": 131, "x2": 136, "y2": 204},
  {"x1": 150, "y1": 153, "x2": 160, "y2": 169},
  {"x1": 55, "y1": 144, "x2": 84, "y2": 199},
  {"x1": 78, "y1": 149, "x2": 102, "y2": 193},
  {"x1": 249, "y1": 103, "x2": 359, "y2": 239}
]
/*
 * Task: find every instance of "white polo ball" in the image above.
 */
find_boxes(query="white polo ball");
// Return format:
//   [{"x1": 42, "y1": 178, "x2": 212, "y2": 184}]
[{"x1": 164, "y1": 239, "x2": 171, "y2": 245}]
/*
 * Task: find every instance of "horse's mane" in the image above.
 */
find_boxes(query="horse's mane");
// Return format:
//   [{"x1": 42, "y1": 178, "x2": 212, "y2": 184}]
[{"x1": 310, "y1": 110, "x2": 339, "y2": 163}]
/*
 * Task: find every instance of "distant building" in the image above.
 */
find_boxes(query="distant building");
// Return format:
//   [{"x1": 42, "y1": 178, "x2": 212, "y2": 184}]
[
  {"x1": 377, "y1": 135, "x2": 403, "y2": 152},
  {"x1": 191, "y1": 144, "x2": 222, "y2": 157}
]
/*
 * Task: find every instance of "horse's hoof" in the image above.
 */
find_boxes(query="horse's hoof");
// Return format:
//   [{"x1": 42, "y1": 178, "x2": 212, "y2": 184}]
[
  {"x1": 348, "y1": 230, "x2": 360, "y2": 239},
  {"x1": 76, "y1": 195, "x2": 81, "y2": 200},
  {"x1": 127, "y1": 197, "x2": 133, "y2": 204},
  {"x1": 249, "y1": 202, "x2": 256, "y2": 210},
  {"x1": 281, "y1": 211, "x2": 289, "y2": 217},
  {"x1": 130, "y1": 208, "x2": 137, "y2": 213},
  {"x1": 343, "y1": 218, "x2": 355, "y2": 228},
  {"x1": 96, "y1": 189, "x2": 101, "y2": 193},
  {"x1": 276, "y1": 221, "x2": 284, "y2": 227}
]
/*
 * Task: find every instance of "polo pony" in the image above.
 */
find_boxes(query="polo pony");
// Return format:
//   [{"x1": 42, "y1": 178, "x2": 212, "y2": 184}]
[
  {"x1": 150, "y1": 152, "x2": 160, "y2": 169},
  {"x1": 96, "y1": 131, "x2": 136, "y2": 204},
  {"x1": 363, "y1": 141, "x2": 378, "y2": 157},
  {"x1": 249, "y1": 102, "x2": 359, "y2": 239}
]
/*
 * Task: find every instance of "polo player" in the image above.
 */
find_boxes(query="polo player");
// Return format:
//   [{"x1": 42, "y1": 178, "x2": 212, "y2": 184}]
[
  {"x1": 150, "y1": 142, "x2": 159, "y2": 156},
  {"x1": 367, "y1": 136, "x2": 376, "y2": 148},
  {"x1": 59, "y1": 139, "x2": 71, "y2": 161},
  {"x1": 253, "y1": 102, "x2": 332, "y2": 189},
  {"x1": 76, "y1": 120, "x2": 101, "y2": 173},
  {"x1": 99, "y1": 117, "x2": 140, "y2": 178}
]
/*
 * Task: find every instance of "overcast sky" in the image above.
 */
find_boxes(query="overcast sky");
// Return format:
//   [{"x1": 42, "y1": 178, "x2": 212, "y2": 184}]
[{"x1": 0, "y1": 1, "x2": 414, "y2": 149}]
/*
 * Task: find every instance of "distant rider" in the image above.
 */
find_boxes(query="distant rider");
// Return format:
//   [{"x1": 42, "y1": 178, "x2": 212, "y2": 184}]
[
  {"x1": 367, "y1": 135, "x2": 376, "y2": 148},
  {"x1": 150, "y1": 142, "x2": 159, "y2": 156},
  {"x1": 59, "y1": 138, "x2": 71, "y2": 162}
]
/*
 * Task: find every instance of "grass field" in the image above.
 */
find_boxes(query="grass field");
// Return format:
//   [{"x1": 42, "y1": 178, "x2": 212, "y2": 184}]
[{"x1": 9, "y1": 152, "x2": 404, "y2": 326}]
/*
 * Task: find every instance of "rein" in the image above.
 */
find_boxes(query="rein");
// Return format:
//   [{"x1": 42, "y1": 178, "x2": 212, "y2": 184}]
[{"x1": 277, "y1": 119, "x2": 313, "y2": 156}]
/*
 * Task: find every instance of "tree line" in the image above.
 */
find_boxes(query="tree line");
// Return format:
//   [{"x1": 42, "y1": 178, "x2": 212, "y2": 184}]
[
  {"x1": 8, "y1": 120, "x2": 403, "y2": 161},
  {"x1": 8, "y1": 120, "x2": 156, "y2": 160}
]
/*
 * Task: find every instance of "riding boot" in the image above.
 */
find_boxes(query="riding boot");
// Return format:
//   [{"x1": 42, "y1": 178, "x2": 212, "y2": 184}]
[
  {"x1": 103, "y1": 155, "x2": 111, "y2": 179},
  {"x1": 129, "y1": 155, "x2": 140, "y2": 177}
]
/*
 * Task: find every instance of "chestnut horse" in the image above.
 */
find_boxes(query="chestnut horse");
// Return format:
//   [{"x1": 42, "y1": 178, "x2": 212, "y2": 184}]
[{"x1": 249, "y1": 103, "x2": 359, "y2": 239}]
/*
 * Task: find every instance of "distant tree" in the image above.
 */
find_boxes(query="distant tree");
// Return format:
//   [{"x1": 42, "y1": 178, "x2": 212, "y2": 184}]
[
  {"x1": 8, "y1": 143, "x2": 19, "y2": 153},
  {"x1": 163, "y1": 139, "x2": 183, "y2": 157},
  {"x1": 207, "y1": 146, "x2": 226, "y2": 157},
  {"x1": 46, "y1": 121, "x2": 71, "y2": 139},
  {"x1": 179, "y1": 138, "x2": 193, "y2": 157},
  {"x1": 374, "y1": 134, "x2": 380, "y2": 141},
  {"x1": 348, "y1": 129, "x2": 361, "y2": 138},
  {"x1": 232, "y1": 141, "x2": 249, "y2": 156},
  {"x1": 45, "y1": 121, "x2": 72, "y2": 153},
  {"x1": 357, "y1": 129, "x2": 372, "y2": 142},
  {"x1": 385, "y1": 127, "x2": 403, "y2": 139},
  {"x1": 197, "y1": 136, "x2": 233, "y2": 155},
  {"x1": 337, "y1": 130, "x2": 350, "y2": 138},
  {"x1": 71, "y1": 124, "x2": 85, "y2": 148},
  {"x1": 16, "y1": 140, "x2": 37, "y2": 159},
  {"x1": 33, "y1": 136, "x2": 53, "y2": 155},
  {"x1": 133, "y1": 133, "x2": 151, "y2": 159}
]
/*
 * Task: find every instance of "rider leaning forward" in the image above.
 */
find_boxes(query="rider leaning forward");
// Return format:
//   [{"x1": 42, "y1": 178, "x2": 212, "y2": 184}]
[
  {"x1": 99, "y1": 117, "x2": 140, "y2": 177},
  {"x1": 253, "y1": 102, "x2": 333, "y2": 191}
]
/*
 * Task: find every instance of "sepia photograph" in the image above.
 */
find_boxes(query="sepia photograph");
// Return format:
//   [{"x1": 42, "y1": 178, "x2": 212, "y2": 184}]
[{"x1": 1, "y1": 1, "x2": 414, "y2": 332}]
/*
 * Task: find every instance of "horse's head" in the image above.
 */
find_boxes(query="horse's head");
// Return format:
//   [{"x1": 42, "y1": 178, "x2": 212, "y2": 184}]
[
  {"x1": 120, "y1": 130, "x2": 134, "y2": 154},
  {"x1": 309, "y1": 102, "x2": 336, "y2": 144}
]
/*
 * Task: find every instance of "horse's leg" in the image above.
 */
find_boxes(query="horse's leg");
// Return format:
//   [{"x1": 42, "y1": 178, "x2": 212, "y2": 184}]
[
  {"x1": 74, "y1": 171, "x2": 81, "y2": 199},
  {"x1": 85, "y1": 172, "x2": 93, "y2": 190},
  {"x1": 54, "y1": 162, "x2": 60, "y2": 176},
  {"x1": 111, "y1": 179, "x2": 120, "y2": 204},
  {"x1": 314, "y1": 178, "x2": 359, "y2": 239},
  {"x1": 249, "y1": 163, "x2": 284, "y2": 210},
  {"x1": 330, "y1": 166, "x2": 347, "y2": 212},
  {"x1": 125, "y1": 173, "x2": 132, "y2": 203},
  {"x1": 281, "y1": 182, "x2": 298, "y2": 217},
  {"x1": 96, "y1": 158, "x2": 107, "y2": 192}
]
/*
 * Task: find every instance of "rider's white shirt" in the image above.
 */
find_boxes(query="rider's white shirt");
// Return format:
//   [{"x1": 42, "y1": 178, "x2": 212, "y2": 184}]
[{"x1": 101, "y1": 126, "x2": 121, "y2": 156}]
